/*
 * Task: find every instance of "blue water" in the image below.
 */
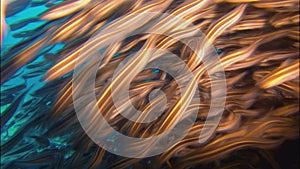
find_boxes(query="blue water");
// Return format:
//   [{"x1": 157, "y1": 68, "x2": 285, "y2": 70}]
[{"x1": 1, "y1": 1, "x2": 75, "y2": 166}]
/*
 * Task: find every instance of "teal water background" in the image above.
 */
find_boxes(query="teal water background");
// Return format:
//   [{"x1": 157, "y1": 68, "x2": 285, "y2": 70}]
[{"x1": 1, "y1": 0, "x2": 78, "y2": 166}]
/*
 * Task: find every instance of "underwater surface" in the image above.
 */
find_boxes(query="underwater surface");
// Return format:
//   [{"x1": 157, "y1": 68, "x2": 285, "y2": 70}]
[
  {"x1": 1, "y1": 0, "x2": 75, "y2": 167},
  {"x1": 1, "y1": 0, "x2": 299, "y2": 169}
]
